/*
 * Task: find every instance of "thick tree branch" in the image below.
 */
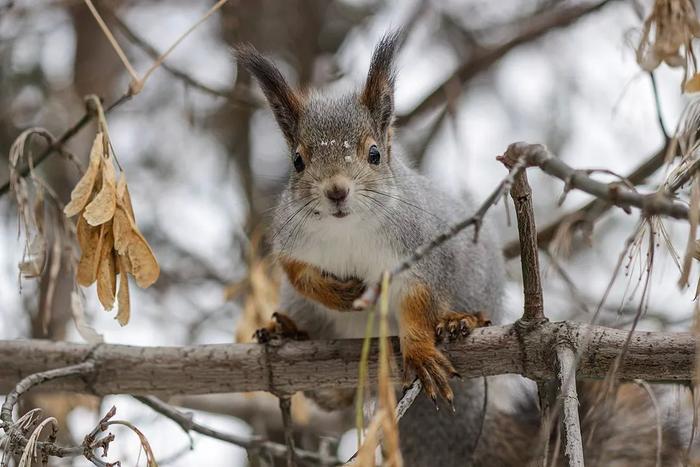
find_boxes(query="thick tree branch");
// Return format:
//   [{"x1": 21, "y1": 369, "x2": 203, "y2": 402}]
[{"x1": 0, "y1": 322, "x2": 693, "y2": 396}]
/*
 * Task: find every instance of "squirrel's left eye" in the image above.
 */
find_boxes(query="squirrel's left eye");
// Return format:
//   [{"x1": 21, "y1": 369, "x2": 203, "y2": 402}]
[
  {"x1": 368, "y1": 145, "x2": 381, "y2": 165},
  {"x1": 293, "y1": 153, "x2": 305, "y2": 173}
]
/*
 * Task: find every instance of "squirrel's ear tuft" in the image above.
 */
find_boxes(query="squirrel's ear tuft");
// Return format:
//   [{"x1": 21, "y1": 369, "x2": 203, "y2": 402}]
[
  {"x1": 361, "y1": 31, "x2": 401, "y2": 138},
  {"x1": 235, "y1": 44, "x2": 302, "y2": 145}
]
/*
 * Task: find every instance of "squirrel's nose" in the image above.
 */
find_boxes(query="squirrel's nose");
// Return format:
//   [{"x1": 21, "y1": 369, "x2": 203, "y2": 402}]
[{"x1": 325, "y1": 185, "x2": 349, "y2": 203}]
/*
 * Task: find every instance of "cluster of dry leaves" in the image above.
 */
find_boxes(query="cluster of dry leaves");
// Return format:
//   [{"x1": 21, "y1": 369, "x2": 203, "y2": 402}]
[
  {"x1": 63, "y1": 131, "x2": 159, "y2": 326},
  {"x1": 636, "y1": 0, "x2": 700, "y2": 91}
]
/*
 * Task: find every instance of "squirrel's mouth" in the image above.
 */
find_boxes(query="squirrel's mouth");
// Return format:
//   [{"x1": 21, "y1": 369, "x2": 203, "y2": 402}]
[{"x1": 332, "y1": 210, "x2": 349, "y2": 219}]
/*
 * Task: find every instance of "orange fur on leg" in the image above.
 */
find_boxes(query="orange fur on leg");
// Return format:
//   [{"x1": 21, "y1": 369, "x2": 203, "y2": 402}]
[
  {"x1": 280, "y1": 257, "x2": 365, "y2": 311},
  {"x1": 399, "y1": 283, "x2": 458, "y2": 406}
]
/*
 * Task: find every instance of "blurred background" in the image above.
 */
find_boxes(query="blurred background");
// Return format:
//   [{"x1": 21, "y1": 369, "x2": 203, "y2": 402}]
[{"x1": 0, "y1": 0, "x2": 696, "y2": 465}]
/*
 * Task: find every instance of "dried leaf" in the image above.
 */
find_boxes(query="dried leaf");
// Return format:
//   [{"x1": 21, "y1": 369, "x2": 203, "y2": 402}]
[
  {"x1": 125, "y1": 230, "x2": 159, "y2": 288},
  {"x1": 96, "y1": 225, "x2": 116, "y2": 310},
  {"x1": 70, "y1": 291, "x2": 104, "y2": 344},
  {"x1": 116, "y1": 255, "x2": 131, "y2": 326},
  {"x1": 76, "y1": 217, "x2": 105, "y2": 286},
  {"x1": 105, "y1": 420, "x2": 158, "y2": 467},
  {"x1": 113, "y1": 196, "x2": 159, "y2": 288},
  {"x1": 83, "y1": 150, "x2": 116, "y2": 226},
  {"x1": 18, "y1": 235, "x2": 46, "y2": 278},
  {"x1": 113, "y1": 205, "x2": 133, "y2": 254},
  {"x1": 64, "y1": 134, "x2": 103, "y2": 217}
]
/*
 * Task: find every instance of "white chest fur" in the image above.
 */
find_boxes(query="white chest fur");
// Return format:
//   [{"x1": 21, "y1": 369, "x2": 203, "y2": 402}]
[
  {"x1": 286, "y1": 214, "x2": 405, "y2": 338},
  {"x1": 290, "y1": 214, "x2": 399, "y2": 283}
]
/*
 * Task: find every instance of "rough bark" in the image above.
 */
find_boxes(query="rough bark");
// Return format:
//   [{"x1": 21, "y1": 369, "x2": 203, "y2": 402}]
[{"x1": 0, "y1": 321, "x2": 693, "y2": 396}]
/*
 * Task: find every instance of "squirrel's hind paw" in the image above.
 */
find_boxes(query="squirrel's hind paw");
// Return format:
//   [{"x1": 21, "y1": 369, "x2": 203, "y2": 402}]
[
  {"x1": 254, "y1": 312, "x2": 309, "y2": 343},
  {"x1": 435, "y1": 311, "x2": 491, "y2": 343},
  {"x1": 402, "y1": 342, "x2": 458, "y2": 409}
]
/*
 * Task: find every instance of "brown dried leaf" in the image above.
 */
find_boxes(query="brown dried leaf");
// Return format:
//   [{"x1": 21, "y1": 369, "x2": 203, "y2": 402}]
[
  {"x1": 96, "y1": 225, "x2": 116, "y2": 310},
  {"x1": 113, "y1": 191, "x2": 159, "y2": 288},
  {"x1": 126, "y1": 230, "x2": 159, "y2": 288},
  {"x1": 116, "y1": 255, "x2": 131, "y2": 326},
  {"x1": 64, "y1": 134, "x2": 103, "y2": 217},
  {"x1": 83, "y1": 149, "x2": 117, "y2": 226},
  {"x1": 113, "y1": 205, "x2": 133, "y2": 254},
  {"x1": 76, "y1": 217, "x2": 104, "y2": 286}
]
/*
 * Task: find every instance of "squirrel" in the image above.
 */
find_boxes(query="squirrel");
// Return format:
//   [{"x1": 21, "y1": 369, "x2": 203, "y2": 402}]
[{"x1": 236, "y1": 33, "x2": 685, "y2": 466}]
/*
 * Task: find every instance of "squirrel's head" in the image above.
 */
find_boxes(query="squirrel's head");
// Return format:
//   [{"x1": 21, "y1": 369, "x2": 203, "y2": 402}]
[{"x1": 236, "y1": 33, "x2": 400, "y2": 222}]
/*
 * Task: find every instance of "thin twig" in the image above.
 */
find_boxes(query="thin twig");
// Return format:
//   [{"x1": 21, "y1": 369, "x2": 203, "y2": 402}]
[
  {"x1": 556, "y1": 345, "x2": 584, "y2": 467},
  {"x1": 500, "y1": 153, "x2": 545, "y2": 321},
  {"x1": 134, "y1": 396, "x2": 336, "y2": 465},
  {"x1": 0, "y1": 361, "x2": 95, "y2": 458},
  {"x1": 278, "y1": 396, "x2": 297, "y2": 467},
  {"x1": 106, "y1": 10, "x2": 236, "y2": 100},
  {"x1": 649, "y1": 72, "x2": 669, "y2": 141},
  {"x1": 137, "y1": 0, "x2": 229, "y2": 93},
  {"x1": 354, "y1": 157, "x2": 526, "y2": 309},
  {"x1": 83, "y1": 0, "x2": 139, "y2": 82},
  {"x1": 0, "y1": 94, "x2": 131, "y2": 198},
  {"x1": 395, "y1": 0, "x2": 616, "y2": 127},
  {"x1": 502, "y1": 142, "x2": 689, "y2": 220},
  {"x1": 503, "y1": 142, "x2": 671, "y2": 259}
]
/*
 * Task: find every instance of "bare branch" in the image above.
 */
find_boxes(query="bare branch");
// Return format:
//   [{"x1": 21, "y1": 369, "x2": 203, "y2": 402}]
[
  {"x1": 0, "y1": 362, "x2": 94, "y2": 458},
  {"x1": 0, "y1": 94, "x2": 131, "y2": 198},
  {"x1": 500, "y1": 154, "x2": 545, "y2": 321},
  {"x1": 503, "y1": 143, "x2": 670, "y2": 259},
  {"x1": 556, "y1": 345, "x2": 584, "y2": 467},
  {"x1": 134, "y1": 396, "x2": 336, "y2": 465},
  {"x1": 106, "y1": 10, "x2": 233, "y2": 100},
  {"x1": 0, "y1": 322, "x2": 694, "y2": 396},
  {"x1": 503, "y1": 142, "x2": 689, "y2": 220},
  {"x1": 278, "y1": 396, "x2": 298, "y2": 467}
]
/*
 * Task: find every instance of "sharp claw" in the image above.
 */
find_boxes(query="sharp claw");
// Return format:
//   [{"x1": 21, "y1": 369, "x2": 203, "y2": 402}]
[
  {"x1": 430, "y1": 394, "x2": 439, "y2": 411},
  {"x1": 451, "y1": 371, "x2": 462, "y2": 380},
  {"x1": 448, "y1": 323, "x2": 458, "y2": 339}
]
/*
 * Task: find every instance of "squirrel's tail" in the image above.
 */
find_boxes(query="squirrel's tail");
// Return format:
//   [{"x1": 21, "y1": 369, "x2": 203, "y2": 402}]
[
  {"x1": 474, "y1": 380, "x2": 685, "y2": 466},
  {"x1": 399, "y1": 378, "x2": 685, "y2": 466}
]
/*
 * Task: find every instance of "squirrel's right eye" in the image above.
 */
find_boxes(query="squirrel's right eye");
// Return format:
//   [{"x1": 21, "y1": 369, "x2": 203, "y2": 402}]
[{"x1": 293, "y1": 153, "x2": 305, "y2": 173}]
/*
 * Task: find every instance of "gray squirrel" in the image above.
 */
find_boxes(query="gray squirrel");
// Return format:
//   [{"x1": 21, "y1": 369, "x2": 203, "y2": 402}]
[{"x1": 236, "y1": 33, "x2": 684, "y2": 466}]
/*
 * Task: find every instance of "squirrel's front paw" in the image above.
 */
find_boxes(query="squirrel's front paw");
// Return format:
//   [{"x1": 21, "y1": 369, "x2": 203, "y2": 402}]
[
  {"x1": 402, "y1": 339, "x2": 459, "y2": 409},
  {"x1": 435, "y1": 311, "x2": 491, "y2": 343},
  {"x1": 254, "y1": 312, "x2": 309, "y2": 343}
]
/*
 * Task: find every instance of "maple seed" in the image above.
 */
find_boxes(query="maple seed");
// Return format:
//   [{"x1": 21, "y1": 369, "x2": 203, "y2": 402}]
[
  {"x1": 65, "y1": 131, "x2": 160, "y2": 326},
  {"x1": 84, "y1": 151, "x2": 117, "y2": 226},
  {"x1": 64, "y1": 133, "x2": 103, "y2": 217}
]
